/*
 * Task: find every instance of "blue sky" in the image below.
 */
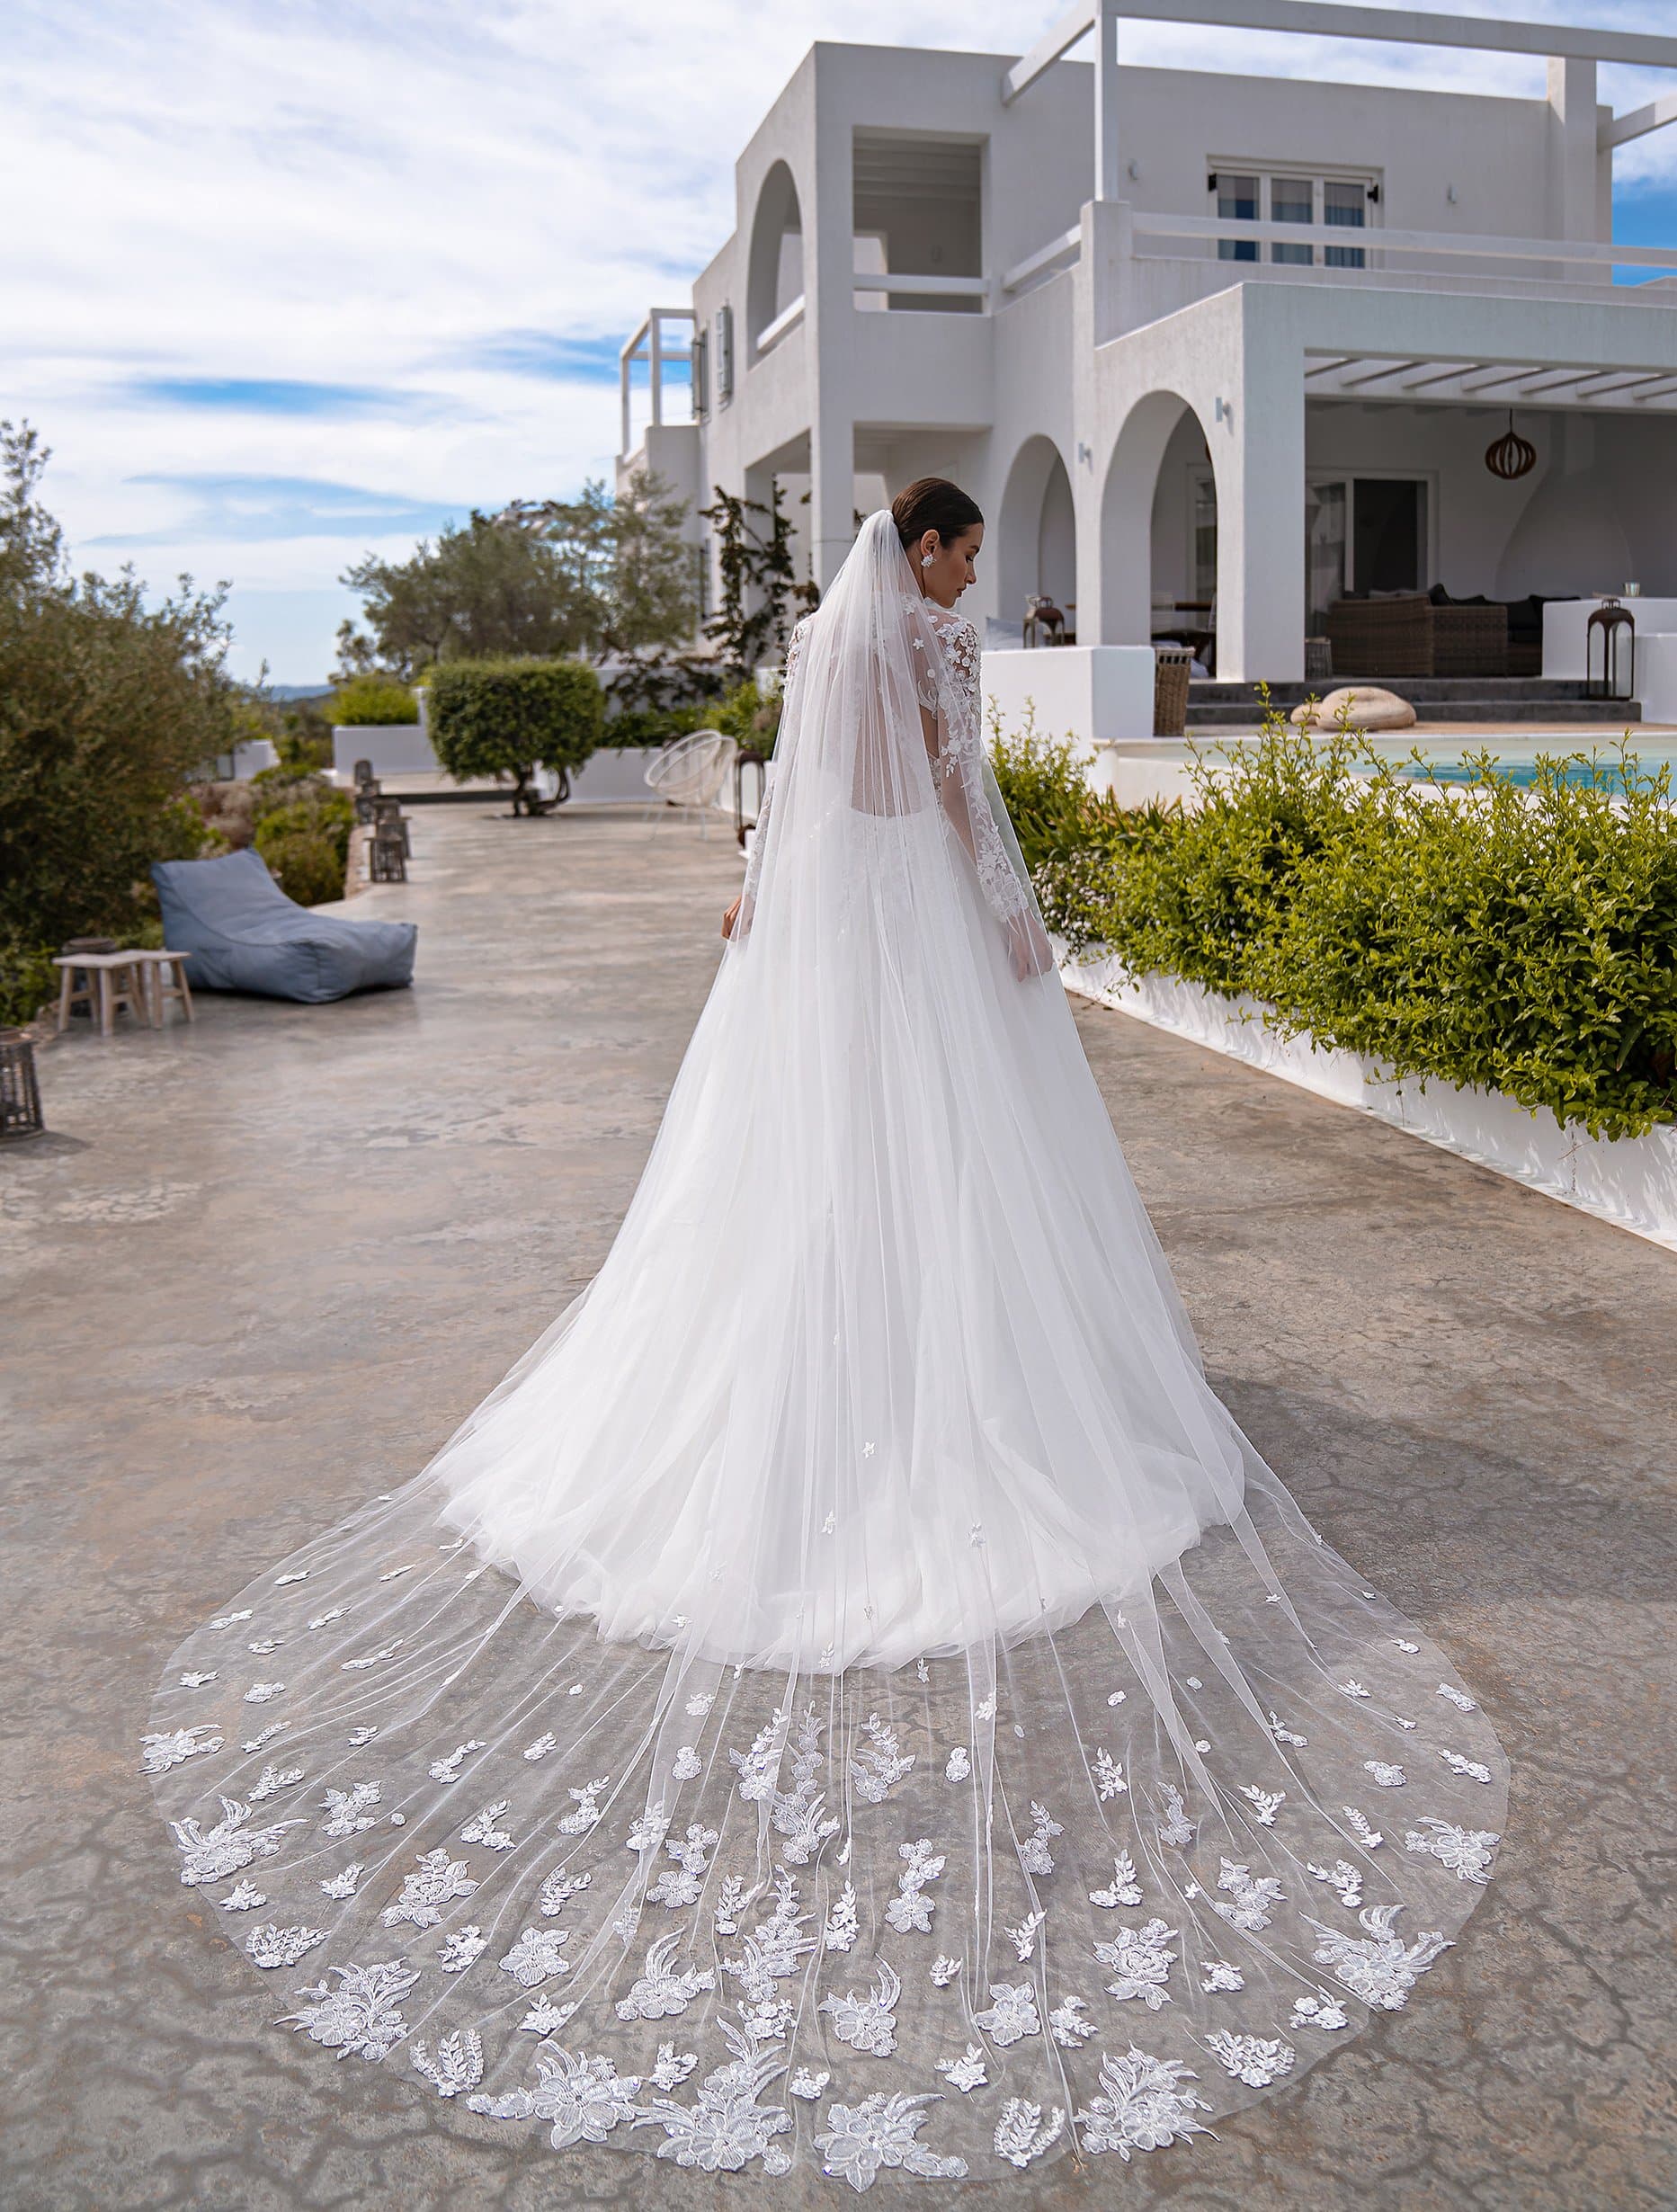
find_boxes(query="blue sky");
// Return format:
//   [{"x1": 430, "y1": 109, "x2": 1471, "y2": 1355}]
[{"x1": 4, "y1": 1, "x2": 1674, "y2": 681}]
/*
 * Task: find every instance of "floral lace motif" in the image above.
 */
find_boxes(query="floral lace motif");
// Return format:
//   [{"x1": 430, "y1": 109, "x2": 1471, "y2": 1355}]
[
  {"x1": 920, "y1": 606, "x2": 1032, "y2": 929},
  {"x1": 1076, "y1": 2047, "x2": 1213, "y2": 2161},
  {"x1": 148, "y1": 1487, "x2": 1506, "y2": 2186},
  {"x1": 1307, "y1": 1904, "x2": 1451, "y2": 2011}
]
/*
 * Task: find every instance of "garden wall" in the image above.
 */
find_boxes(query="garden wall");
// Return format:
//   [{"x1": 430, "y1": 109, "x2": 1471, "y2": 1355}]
[{"x1": 1061, "y1": 948, "x2": 1677, "y2": 1253}]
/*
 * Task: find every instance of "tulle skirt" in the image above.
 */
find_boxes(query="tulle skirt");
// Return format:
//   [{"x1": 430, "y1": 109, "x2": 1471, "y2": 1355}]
[{"x1": 146, "y1": 806, "x2": 1507, "y2": 2186}]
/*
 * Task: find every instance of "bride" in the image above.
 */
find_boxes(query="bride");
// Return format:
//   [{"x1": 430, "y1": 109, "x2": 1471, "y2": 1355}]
[{"x1": 146, "y1": 479, "x2": 1505, "y2": 2187}]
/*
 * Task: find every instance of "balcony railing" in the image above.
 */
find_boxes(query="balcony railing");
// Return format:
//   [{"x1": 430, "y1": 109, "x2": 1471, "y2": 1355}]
[
  {"x1": 998, "y1": 210, "x2": 1677, "y2": 301},
  {"x1": 852, "y1": 272, "x2": 989, "y2": 303},
  {"x1": 1137, "y1": 211, "x2": 1677, "y2": 279},
  {"x1": 754, "y1": 294, "x2": 806, "y2": 355},
  {"x1": 619, "y1": 307, "x2": 697, "y2": 457}
]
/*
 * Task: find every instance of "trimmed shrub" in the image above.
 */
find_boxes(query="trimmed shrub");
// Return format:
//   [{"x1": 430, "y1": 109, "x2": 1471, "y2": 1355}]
[
  {"x1": 428, "y1": 656, "x2": 603, "y2": 815},
  {"x1": 330, "y1": 674, "x2": 418, "y2": 726},
  {"x1": 991, "y1": 710, "x2": 1677, "y2": 1140}
]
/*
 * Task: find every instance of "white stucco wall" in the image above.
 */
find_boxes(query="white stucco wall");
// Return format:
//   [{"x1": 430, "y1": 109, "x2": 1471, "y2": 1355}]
[{"x1": 672, "y1": 35, "x2": 1677, "y2": 684}]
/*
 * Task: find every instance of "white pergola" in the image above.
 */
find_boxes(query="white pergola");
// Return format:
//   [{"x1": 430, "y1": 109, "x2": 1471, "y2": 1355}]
[
  {"x1": 1301, "y1": 353, "x2": 1677, "y2": 412},
  {"x1": 619, "y1": 308, "x2": 698, "y2": 459}
]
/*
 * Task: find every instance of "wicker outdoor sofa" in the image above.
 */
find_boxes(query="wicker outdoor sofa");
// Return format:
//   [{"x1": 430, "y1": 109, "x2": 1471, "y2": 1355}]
[{"x1": 1324, "y1": 592, "x2": 1508, "y2": 680}]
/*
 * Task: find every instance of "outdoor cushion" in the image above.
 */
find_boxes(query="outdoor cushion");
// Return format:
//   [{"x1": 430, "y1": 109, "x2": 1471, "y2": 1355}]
[
  {"x1": 1291, "y1": 684, "x2": 1416, "y2": 732},
  {"x1": 150, "y1": 848, "x2": 416, "y2": 1003}
]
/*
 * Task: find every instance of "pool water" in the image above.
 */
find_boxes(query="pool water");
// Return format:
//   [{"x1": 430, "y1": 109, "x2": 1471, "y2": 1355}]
[{"x1": 1395, "y1": 754, "x2": 1671, "y2": 792}]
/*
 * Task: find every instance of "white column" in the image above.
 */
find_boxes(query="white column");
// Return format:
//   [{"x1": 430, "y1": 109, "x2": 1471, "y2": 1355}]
[
  {"x1": 620, "y1": 329, "x2": 637, "y2": 457},
  {"x1": 1213, "y1": 352, "x2": 1305, "y2": 685},
  {"x1": 809, "y1": 410, "x2": 855, "y2": 593},
  {"x1": 1094, "y1": 0, "x2": 1120, "y2": 203},
  {"x1": 648, "y1": 311, "x2": 663, "y2": 431},
  {"x1": 1547, "y1": 57, "x2": 1600, "y2": 254}
]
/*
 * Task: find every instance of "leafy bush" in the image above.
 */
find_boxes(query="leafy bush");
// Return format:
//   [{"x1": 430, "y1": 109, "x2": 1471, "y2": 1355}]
[
  {"x1": 330, "y1": 674, "x2": 418, "y2": 726},
  {"x1": 0, "y1": 935, "x2": 59, "y2": 1029},
  {"x1": 605, "y1": 705, "x2": 703, "y2": 749},
  {"x1": 987, "y1": 707, "x2": 1179, "y2": 946},
  {"x1": 252, "y1": 780, "x2": 353, "y2": 905},
  {"x1": 992, "y1": 709, "x2": 1677, "y2": 1139},
  {"x1": 0, "y1": 420, "x2": 236, "y2": 1022},
  {"x1": 254, "y1": 824, "x2": 348, "y2": 906},
  {"x1": 428, "y1": 656, "x2": 603, "y2": 813}
]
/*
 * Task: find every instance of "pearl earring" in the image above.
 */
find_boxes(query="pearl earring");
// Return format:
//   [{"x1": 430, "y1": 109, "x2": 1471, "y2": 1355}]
[{"x1": 921, "y1": 554, "x2": 934, "y2": 567}]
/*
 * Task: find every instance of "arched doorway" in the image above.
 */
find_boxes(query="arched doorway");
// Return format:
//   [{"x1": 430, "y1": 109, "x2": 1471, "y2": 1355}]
[
  {"x1": 996, "y1": 435, "x2": 1078, "y2": 635},
  {"x1": 746, "y1": 163, "x2": 804, "y2": 362},
  {"x1": 1100, "y1": 389, "x2": 1216, "y2": 655}
]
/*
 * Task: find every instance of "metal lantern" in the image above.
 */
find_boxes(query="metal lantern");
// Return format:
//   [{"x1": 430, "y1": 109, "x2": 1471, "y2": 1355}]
[
  {"x1": 0, "y1": 1030, "x2": 45, "y2": 1139},
  {"x1": 370, "y1": 826, "x2": 409, "y2": 883},
  {"x1": 1586, "y1": 597, "x2": 1636, "y2": 701},
  {"x1": 1485, "y1": 410, "x2": 1536, "y2": 481}
]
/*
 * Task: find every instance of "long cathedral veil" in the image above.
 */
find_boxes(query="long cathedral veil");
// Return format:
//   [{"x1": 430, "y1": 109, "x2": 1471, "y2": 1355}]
[{"x1": 145, "y1": 512, "x2": 1506, "y2": 2185}]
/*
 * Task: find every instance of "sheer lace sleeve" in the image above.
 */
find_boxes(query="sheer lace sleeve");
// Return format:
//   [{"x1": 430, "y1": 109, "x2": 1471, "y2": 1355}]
[{"x1": 920, "y1": 611, "x2": 1033, "y2": 929}]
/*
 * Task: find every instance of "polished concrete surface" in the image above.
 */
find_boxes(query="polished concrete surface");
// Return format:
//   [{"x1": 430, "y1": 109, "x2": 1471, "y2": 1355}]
[{"x1": 2, "y1": 801, "x2": 1673, "y2": 2210}]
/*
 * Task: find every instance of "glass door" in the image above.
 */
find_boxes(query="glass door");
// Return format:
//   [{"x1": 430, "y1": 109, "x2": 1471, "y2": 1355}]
[{"x1": 1353, "y1": 479, "x2": 1427, "y2": 594}]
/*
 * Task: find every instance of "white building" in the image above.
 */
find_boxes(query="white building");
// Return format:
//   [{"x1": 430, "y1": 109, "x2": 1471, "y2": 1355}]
[{"x1": 620, "y1": 2, "x2": 1677, "y2": 719}]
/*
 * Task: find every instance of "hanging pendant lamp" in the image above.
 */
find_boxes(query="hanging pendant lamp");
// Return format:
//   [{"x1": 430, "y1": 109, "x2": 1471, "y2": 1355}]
[{"x1": 1485, "y1": 409, "x2": 1536, "y2": 481}]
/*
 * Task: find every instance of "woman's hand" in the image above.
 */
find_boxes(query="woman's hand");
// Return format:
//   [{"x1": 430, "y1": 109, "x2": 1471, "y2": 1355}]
[
  {"x1": 721, "y1": 895, "x2": 744, "y2": 941},
  {"x1": 1008, "y1": 909, "x2": 1055, "y2": 980}
]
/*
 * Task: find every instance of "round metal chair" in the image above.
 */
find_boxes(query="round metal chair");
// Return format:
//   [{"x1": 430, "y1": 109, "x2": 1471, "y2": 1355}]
[{"x1": 645, "y1": 732, "x2": 738, "y2": 840}]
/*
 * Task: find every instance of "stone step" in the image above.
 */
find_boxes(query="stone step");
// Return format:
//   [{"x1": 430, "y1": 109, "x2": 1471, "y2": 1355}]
[
  {"x1": 1186, "y1": 677, "x2": 1616, "y2": 704},
  {"x1": 1182, "y1": 700, "x2": 1645, "y2": 729}
]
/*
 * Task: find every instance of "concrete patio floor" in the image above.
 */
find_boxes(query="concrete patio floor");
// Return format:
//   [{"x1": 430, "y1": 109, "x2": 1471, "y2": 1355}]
[{"x1": 2, "y1": 800, "x2": 1673, "y2": 2212}]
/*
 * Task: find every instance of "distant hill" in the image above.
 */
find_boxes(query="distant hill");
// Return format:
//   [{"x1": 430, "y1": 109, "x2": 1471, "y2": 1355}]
[{"x1": 266, "y1": 682, "x2": 335, "y2": 701}]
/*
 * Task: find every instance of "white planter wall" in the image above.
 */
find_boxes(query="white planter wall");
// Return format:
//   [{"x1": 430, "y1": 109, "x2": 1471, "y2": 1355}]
[
  {"x1": 1062, "y1": 950, "x2": 1677, "y2": 1254},
  {"x1": 1636, "y1": 630, "x2": 1677, "y2": 725},
  {"x1": 1542, "y1": 598, "x2": 1677, "y2": 682},
  {"x1": 333, "y1": 724, "x2": 439, "y2": 778},
  {"x1": 228, "y1": 738, "x2": 280, "y2": 780},
  {"x1": 569, "y1": 747, "x2": 664, "y2": 803},
  {"x1": 982, "y1": 645, "x2": 1158, "y2": 758}
]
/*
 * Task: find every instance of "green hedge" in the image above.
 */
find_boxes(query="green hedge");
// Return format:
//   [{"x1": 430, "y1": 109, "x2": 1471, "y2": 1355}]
[
  {"x1": 990, "y1": 714, "x2": 1677, "y2": 1140},
  {"x1": 605, "y1": 677, "x2": 779, "y2": 753},
  {"x1": 330, "y1": 674, "x2": 417, "y2": 726},
  {"x1": 428, "y1": 657, "x2": 602, "y2": 811}
]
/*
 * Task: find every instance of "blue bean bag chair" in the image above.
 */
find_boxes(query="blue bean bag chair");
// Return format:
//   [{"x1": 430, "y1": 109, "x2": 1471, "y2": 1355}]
[{"x1": 151, "y1": 849, "x2": 417, "y2": 1003}]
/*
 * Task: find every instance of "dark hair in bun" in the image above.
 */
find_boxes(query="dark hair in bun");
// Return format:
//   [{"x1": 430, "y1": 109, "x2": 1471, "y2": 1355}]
[{"x1": 890, "y1": 477, "x2": 983, "y2": 552}]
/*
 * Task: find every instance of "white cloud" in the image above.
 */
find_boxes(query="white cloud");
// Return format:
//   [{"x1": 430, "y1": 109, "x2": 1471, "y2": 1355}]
[{"x1": 3, "y1": 0, "x2": 1672, "y2": 677}]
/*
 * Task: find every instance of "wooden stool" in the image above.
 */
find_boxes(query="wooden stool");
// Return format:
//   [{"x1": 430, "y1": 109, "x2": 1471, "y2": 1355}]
[
  {"x1": 53, "y1": 950, "x2": 149, "y2": 1036},
  {"x1": 133, "y1": 950, "x2": 195, "y2": 1027}
]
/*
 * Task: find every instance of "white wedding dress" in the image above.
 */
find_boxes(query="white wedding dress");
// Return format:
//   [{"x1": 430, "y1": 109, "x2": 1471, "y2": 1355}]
[{"x1": 147, "y1": 513, "x2": 1506, "y2": 2189}]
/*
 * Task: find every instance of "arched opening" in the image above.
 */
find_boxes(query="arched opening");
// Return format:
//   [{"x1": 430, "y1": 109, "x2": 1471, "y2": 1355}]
[
  {"x1": 995, "y1": 435, "x2": 1078, "y2": 638},
  {"x1": 1101, "y1": 390, "x2": 1216, "y2": 659},
  {"x1": 746, "y1": 163, "x2": 804, "y2": 362}
]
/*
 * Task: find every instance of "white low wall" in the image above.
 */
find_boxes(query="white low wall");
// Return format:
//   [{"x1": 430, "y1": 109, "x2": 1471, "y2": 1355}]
[
  {"x1": 228, "y1": 738, "x2": 279, "y2": 780},
  {"x1": 1062, "y1": 950, "x2": 1677, "y2": 1254},
  {"x1": 569, "y1": 747, "x2": 664, "y2": 803},
  {"x1": 333, "y1": 723, "x2": 439, "y2": 779},
  {"x1": 982, "y1": 647, "x2": 1158, "y2": 765},
  {"x1": 1542, "y1": 597, "x2": 1677, "y2": 683},
  {"x1": 1637, "y1": 631, "x2": 1677, "y2": 726}
]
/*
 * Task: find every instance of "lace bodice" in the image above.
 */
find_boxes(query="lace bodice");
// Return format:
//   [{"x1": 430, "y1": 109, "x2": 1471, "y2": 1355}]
[{"x1": 740, "y1": 608, "x2": 1031, "y2": 940}]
